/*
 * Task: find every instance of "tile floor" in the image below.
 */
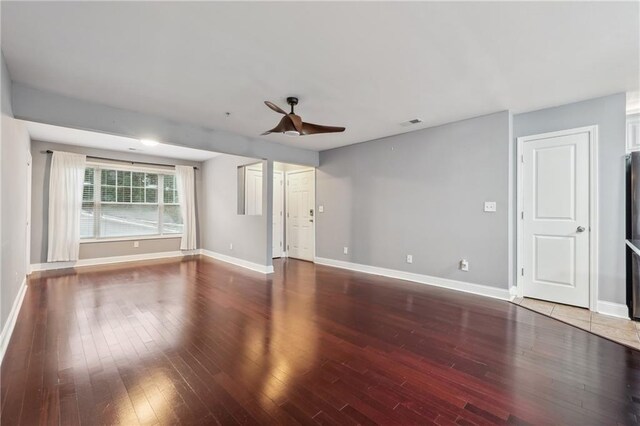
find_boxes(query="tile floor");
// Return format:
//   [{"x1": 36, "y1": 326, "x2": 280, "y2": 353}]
[{"x1": 512, "y1": 297, "x2": 640, "y2": 350}]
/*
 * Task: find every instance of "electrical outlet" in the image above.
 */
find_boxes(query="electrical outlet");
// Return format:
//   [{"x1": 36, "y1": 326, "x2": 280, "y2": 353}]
[
  {"x1": 229, "y1": 243, "x2": 233, "y2": 250},
  {"x1": 484, "y1": 201, "x2": 497, "y2": 212},
  {"x1": 343, "y1": 246, "x2": 348, "y2": 254},
  {"x1": 406, "y1": 254, "x2": 413, "y2": 264},
  {"x1": 460, "y1": 259, "x2": 469, "y2": 272},
  {"x1": 133, "y1": 241, "x2": 139, "y2": 248}
]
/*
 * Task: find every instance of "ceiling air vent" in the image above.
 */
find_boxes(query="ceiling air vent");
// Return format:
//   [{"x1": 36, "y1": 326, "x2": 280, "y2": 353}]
[{"x1": 401, "y1": 118, "x2": 423, "y2": 126}]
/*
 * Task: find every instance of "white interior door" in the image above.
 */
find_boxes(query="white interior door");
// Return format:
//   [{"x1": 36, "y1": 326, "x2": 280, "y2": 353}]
[
  {"x1": 286, "y1": 169, "x2": 315, "y2": 261},
  {"x1": 244, "y1": 167, "x2": 263, "y2": 216},
  {"x1": 273, "y1": 171, "x2": 284, "y2": 258},
  {"x1": 521, "y1": 130, "x2": 590, "y2": 307}
]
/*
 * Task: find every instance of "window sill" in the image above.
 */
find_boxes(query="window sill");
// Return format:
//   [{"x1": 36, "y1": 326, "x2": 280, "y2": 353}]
[{"x1": 80, "y1": 234, "x2": 183, "y2": 244}]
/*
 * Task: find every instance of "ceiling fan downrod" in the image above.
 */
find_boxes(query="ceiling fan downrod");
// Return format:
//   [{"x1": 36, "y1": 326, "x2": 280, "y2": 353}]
[{"x1": 286, "y1": 97, "x2": 298, "y2": 114}]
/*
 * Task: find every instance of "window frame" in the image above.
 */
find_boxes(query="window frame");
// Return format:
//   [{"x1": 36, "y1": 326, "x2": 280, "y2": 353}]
[{"x1": 80, "y1": 161, "x2": 183, "y2": 242}]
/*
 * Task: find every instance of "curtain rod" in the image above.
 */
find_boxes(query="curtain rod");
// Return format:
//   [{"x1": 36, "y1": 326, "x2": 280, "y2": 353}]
[{"x1": 45, "y1": 150, "x2": 198, "y2": 170}]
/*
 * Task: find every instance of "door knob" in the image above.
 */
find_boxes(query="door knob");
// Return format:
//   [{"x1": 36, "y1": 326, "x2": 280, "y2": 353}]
[{"x1": 577, "y1": 226, "x2": 586, "y2": 233}]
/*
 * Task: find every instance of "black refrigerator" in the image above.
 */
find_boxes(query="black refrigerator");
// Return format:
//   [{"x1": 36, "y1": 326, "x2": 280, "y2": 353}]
[{"x1": 626, "y1": 152, "x2": 640, "y2": 320}]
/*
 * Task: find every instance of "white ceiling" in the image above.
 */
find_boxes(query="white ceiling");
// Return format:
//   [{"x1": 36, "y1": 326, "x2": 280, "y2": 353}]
[
  {"x1": 2, "y1": 2, "x2": 639, "y2": 151},
  {"x1": 22, "y1": 120, "x2": 221, "y2": 162}
]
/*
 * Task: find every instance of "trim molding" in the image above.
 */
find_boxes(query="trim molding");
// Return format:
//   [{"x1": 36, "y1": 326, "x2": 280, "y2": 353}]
[
  {"x1": 200, "y1": 249, "x2": 274, "y2": 274},
  {"x1": 314, "y1": 257, "x2": 510, "y2": 301},
  {"x1": 30, "y1": 249, "x2": 275, "y2": 275},
  {"x1": 597, "y1": 301, "x2": 629, "y2": 319},
  {"x1": 30, "y1": 250, "x2": 192, "y2": 272},
  {"x1": 0, "y1": 277, "x2": 27, "y2": 365}
]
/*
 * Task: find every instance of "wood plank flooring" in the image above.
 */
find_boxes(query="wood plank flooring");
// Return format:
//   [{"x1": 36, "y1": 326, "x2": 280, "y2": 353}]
[{"x1": 1, "y1": 256, "x2": 639, "y2": 425}]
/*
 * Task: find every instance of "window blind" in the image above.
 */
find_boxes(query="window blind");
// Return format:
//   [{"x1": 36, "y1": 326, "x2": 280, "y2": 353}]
[{"x1": 81, "y1": 165, "x2": 183, "y2": 239}]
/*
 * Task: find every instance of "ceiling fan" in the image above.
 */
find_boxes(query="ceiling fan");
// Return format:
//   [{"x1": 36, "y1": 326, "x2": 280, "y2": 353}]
[{"x1": 261, "y1": 97, "x2": 345, "y2": 136}]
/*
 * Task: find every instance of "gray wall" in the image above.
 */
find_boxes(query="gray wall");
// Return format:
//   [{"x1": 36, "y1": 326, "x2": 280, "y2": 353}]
[
  {"x1": 513, "y1": 93, "x2": 627, "y2": 304},
  {"x1": 30, "y1": 140, "x2": 203, "y2": 263},
  {"x1": 201, "y1": 154, "x2": 271, "y2": 266},
  {"x1": 12, "y1": 83, "x2": 319, "y2": 167},
  {"x1": 1, "y1": 52, "x2": 30, "y2": 330},
  {"x1": 317, "y1": 111, "x2": 512, "y2": 289}
]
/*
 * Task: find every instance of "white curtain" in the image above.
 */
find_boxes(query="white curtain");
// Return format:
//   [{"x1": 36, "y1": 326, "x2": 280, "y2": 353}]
[
  {"x1": 176, "y1": 165, "x2": 197, "y2": 250},
  {"x1": 47, "y1": 151, "x2": 86, "y2": 262}
]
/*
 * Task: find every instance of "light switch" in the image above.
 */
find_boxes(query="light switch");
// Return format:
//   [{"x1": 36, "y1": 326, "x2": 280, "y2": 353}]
[
  {"x1": 319, "y1": 205, "x2": 324, "y2": 213},
  {"x1": 484, "y1": 201, "x2": 497, "y2": 212}
]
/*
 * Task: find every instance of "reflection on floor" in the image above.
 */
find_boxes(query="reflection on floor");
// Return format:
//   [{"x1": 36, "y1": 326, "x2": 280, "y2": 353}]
[
  {"x1": 512, "y1": 297, "x2": 640, "y2": 350},
  {"x1": 3, "y1": 257, "x2": 640, "y2": 424}
]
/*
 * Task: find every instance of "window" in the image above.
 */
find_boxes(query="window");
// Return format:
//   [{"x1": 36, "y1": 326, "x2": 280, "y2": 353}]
[{"x1": 81, "y1": 164, "x2": 183, "y2": 240}]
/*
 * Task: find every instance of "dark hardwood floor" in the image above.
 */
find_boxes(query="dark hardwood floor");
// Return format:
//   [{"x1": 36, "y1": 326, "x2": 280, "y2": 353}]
[{"x1": 1, "y1": 256, "x2": 639, "y2": 425}]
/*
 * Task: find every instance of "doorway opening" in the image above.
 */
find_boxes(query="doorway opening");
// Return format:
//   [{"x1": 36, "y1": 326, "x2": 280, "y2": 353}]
[{"x1": 273, "y1": 162, "x2": 316, "y2": 261}]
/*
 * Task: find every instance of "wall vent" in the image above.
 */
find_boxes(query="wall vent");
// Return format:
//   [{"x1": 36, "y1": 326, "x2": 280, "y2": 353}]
[{"x1": 401, "y1": 118, "x2": 423, "y2": 126}]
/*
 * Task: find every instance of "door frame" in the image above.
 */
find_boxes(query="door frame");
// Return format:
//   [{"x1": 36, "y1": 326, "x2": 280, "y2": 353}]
[
  {"x1": 26, "y1": 152, "x2": 32, "y2": 275},
  {"x1": 273, "y1": 170, "x2": 284, "y2": 258},
  {"x1": 516, "y1": 125, "x2": 599, "y2": 310},
  {"x1": 285, "y1": 168, "x2": 316, "y2": 262}
]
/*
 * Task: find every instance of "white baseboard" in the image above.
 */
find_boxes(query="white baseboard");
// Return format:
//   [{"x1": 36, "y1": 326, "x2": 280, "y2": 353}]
[
  {"x1": 0, "y1": 277, "x2": 27, "y2": 365},
  {"x1": 314, "y1": 257, "x2": 511, "y2": 301},
  {"x1": 30, "y1": 250, "x2": 192, "y2": 272},
  {"x1": 597, "y1": 300, "x2": 629, "y2": 319},
  {"x1": 200, "y1": 249, "x2": 274, "y2": 274},
  {"x1": 31, "y1": 249, "x2": 274, "y2": 275}
]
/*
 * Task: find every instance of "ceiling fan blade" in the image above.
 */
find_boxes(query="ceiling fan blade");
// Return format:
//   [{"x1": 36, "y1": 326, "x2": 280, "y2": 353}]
[
  {"x1": 261, "y1": 115, "x2": 297, "y2": 135},
  {"x1": 301, "y1": 122, "x2": 346, "y2": 135},
  {"x1": 264, "y1": 100, "x2": 287, "y2": 115},
  {"x1": 288, "y1": 113, "x2": 303, "y2": 133}
]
